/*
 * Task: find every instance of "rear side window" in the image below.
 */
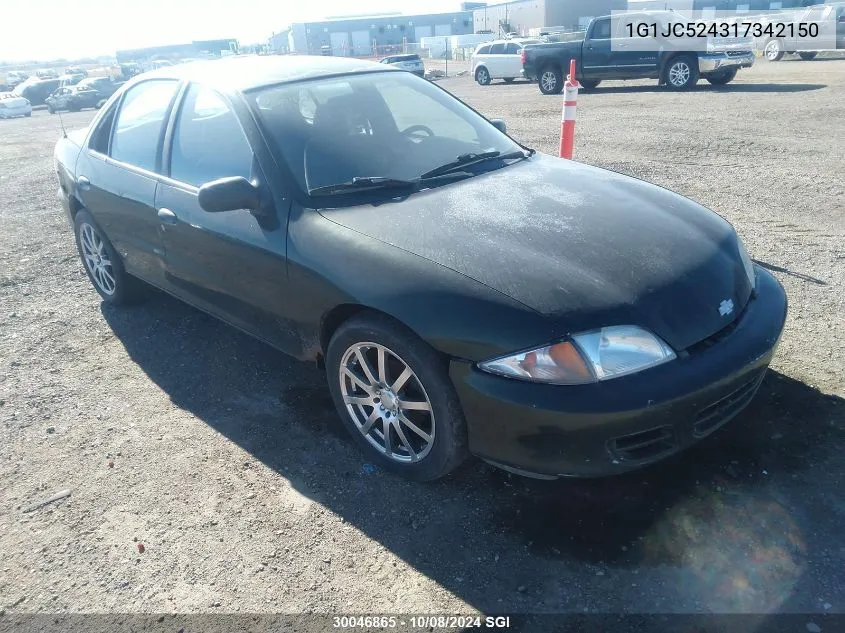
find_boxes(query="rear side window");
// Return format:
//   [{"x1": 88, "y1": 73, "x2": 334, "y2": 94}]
[
  {"x1": 490, "y1": 43, "x2": 506, "y2": 54},
  {"x1": 505, "y1": 43, "x2": 521, "y2": 54},
  {"x1": 476, "y1": 45, "x2": 491, "y2": 55},
  {"x1": 169, "y1": 85, "x2": 253, "y2": 188},
  {"x1": 110, "y1": 80, "x2": 179, "y2": 172}
]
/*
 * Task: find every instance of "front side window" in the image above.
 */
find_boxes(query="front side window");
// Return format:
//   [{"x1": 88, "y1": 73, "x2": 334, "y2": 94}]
[
  {"x1": 110, "y1": 80, "x2": 179, "y2": 173},
  {"x1": 591, "y1": 19, "x2": 612, "y2": 40},
  {"x1": 249, "y1": 71, "x2": 522, "y2": 197},
  {"x1": 169, "y1": 85, "x2": 253, "y2": 188}
]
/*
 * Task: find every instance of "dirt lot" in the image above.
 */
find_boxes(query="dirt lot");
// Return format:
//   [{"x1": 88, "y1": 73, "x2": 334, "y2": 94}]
[{"x1": 1, "y1": 58, "x2": 844, "y2": 623}]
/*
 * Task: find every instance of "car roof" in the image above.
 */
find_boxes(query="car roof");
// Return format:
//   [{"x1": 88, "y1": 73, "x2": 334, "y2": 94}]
[{"x1": 139, "y1": 55, "x2": 396, "y2": 92}]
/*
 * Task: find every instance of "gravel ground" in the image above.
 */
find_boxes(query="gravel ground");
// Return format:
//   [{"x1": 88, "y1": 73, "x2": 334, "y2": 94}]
[{"x1": 1, "y1": 58, "x2": 843, "y2": 623}]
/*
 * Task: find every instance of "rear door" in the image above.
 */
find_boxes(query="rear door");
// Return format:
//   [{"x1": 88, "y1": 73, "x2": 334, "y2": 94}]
[
  {"x1": 75, "y1": 79, "x2": 180, "y2": 286},
  {"x1": 154, "y1": 83, "x2": 295, "y2": 350},
  {"x1": 581, "y1": 18, "x2": 613, "y2": 78}
]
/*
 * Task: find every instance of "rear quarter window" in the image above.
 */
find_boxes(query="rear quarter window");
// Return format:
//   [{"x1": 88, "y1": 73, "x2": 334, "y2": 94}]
[
  {"x1": 476, "y1": 45, "x2": 491, "y2": 55},
  {"x1": 109, "y1": 80, "x2": 179, "y2": 173}
]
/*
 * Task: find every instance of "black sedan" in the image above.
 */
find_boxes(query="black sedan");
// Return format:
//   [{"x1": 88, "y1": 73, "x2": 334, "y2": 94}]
[{"x1": 54, "y1": 56, "x2": 787, "y2": 481}]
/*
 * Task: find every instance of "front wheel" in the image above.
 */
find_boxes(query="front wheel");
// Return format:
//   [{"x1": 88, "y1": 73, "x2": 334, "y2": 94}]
[
  {"x1": 579, "y1": 78, "x2": 601, "y2": 90},
  {"x1": 706, "y1": 69, "x2": 737, "y2": 85},
  {"x1": 475, "y1": 66, "x2": 491, "y2": 86},
  {"x1": 765, "y1": 39, "x2": 784, "y2": 61},
  {"x1": 73, "y1": 210, "x2": 144, "y2": 305},
  {"x1": 326, "y1": 313, "x2": 468, "y2": 481},
  {"x1": 539, "y1": 66, "x2": 563, "y2": 95},
  {"x1": 798, "y1": 52, "x2": 818, "y2": 61},
  {"x1": 664, "y1": 56, "x2": 699, "y2": 90}
]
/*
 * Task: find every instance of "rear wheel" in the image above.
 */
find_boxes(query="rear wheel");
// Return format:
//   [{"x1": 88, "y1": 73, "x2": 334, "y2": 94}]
[
  {"x1": 765, "y1": 39, "x2": 784, "y2": 61},
  {"x1": 798, "y1": 51, "x2": 818, "y2": 61},
  {"x1": 73, "y1": 210, "x2": 144, "y2": 305},
  {"x1": 539, "y1": 66, "x2": 563, "y2": 95},
  {"x1": 326, "y1": 313, "x2": 468, "y2": 481},
  {"x1": 47, "y1": 105, "x2": 55, "y2": 114},
  {"x1": 706, "y1": 69, "x2": 737, "y2": 85},
  {"x1": 579, "y1": 78, "x2": 601, "y2": 90},
  {"x1": 664, "y1": 55, "x2": 699, "y2": 90},
  {"x1": 475, "y1": 66, "x2": 491, "y2": 86}
]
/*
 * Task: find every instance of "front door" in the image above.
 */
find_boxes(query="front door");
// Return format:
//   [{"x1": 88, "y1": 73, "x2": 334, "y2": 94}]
[
  {"x1": 154, "y1": 84, "x2": 295, "y2": 351},
  {"x1": 581, "y1": 18, "x2": 614, "y2": 79}
]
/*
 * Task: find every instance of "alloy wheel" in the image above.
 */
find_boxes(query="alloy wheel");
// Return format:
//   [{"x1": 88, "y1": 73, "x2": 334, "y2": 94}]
[
  {"x1": 541, "y1": 70, "x2": 557, "y2": 93},
  {"x1": 79, "y1": 223, "x2": 116, "y2": 295},
  {"x1": 668, "y1": 62, "x2": 691, "y2": 87},
  {"x1": 477, "y1": 68, "x2": 490, "y2": 85},
  {"x1": 339, "y1": 342, "x2": 435, "y2": 464},
  {"x1": 765, "y1": 40, "x2": 781, "y2": 61}
]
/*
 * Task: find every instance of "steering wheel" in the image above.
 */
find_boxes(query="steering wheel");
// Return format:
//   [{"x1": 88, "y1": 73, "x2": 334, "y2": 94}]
[{"x1": 402, "y1": 125, "x2": 435, "y2": 140}]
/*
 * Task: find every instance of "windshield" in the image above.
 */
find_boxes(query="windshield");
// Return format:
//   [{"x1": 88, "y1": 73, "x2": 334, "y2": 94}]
[{"x1": 248, "y1": 70, "x2": 522, "y2": 197}]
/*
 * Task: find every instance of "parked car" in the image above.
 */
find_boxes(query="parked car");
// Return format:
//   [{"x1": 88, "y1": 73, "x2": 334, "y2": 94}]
[
  {"x1": 36, "y1": 68, "x2": 59, "y2": 79},
  {"x1": 523, "y1": 11, "x2": 755, "y2": 93},
  {"x1": 75, "y1": 76, "x2": 124, "y2": 106},
  {"x1": 472, "y1": 39, "x2": 541, "y2": 85},
  {"x1": 1, "y1": 70, "x2": 30, "y2": 91},
  {"x1": 64, "y1": 66, "x2": 89, "y2": 78},
  {"x1": 58, "y1": 73, "x2": 85, "y2": 88},
  {"x1": 0, "y1": 92, "x2": 32, "y2": 118},
  {"x1": 379, "y1": 53, "x2": 425, "y2": 77},
  {"x1": 54, "y1": 56, "x2": 786, "y2": 481},
  {"x1": 760, "y1": 2, "x2": 845, "y2": 61},
  {"x1": 45, "y1": 84, "x2": 101, "y2": 113},
  {"x1": 13, "y1": 77, "x2": 61, "y2": 106}
]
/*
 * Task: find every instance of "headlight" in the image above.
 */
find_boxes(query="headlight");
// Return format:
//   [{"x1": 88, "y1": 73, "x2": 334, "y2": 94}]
[
  {"x1": 478, "y1": 325, "x2": 676, "y2": 385},
  {"x1": 737, "y1": 236, "x2": 756, "y2": 288}
]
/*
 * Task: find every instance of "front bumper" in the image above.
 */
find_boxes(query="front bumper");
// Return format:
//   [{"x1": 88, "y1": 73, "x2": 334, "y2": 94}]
[
  {"x1": 699, "y1": 52, "x2": 755, "y2": 74},
  {"x1": 450, "y1": 266, "x2": 787, "y2": 478}
]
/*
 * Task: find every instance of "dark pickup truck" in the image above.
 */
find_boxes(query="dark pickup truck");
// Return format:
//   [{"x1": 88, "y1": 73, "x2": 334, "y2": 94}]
[{"x1": 523, "y1": 11, "x2": 755, "y2": 94}]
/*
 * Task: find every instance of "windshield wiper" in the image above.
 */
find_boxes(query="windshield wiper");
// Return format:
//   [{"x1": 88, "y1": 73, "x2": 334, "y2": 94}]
[
  {"x1": 420, "y1": 149, "x2": 530, "y2": 180},
  {"x1": 308, "y1": 176, "x2": 419, "y2": 196}
]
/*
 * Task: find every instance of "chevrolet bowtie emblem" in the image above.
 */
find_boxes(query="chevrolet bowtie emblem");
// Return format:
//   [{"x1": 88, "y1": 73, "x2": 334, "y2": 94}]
[{"x1": 719, "y1": 299, "x2": 735, "y2": 317}]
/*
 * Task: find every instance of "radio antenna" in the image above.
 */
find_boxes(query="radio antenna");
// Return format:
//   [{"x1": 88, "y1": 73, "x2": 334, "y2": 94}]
[{"x1": 57, "y1": 108, "x2": 67, "y2": 138}]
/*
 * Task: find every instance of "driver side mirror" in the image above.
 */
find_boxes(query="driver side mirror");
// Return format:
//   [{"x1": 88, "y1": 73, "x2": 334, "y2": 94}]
[
  {"x1": 198, "y1": 176, "x2": 262, "y2": 213},
  {"x1": 490, "y1": 118, "x2": 507, "y2": 134}
]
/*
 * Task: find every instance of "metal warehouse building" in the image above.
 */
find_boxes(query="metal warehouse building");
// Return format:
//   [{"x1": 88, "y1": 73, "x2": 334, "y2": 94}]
[
  {"x1": 116, "y1": 39, "x2": 238, "y2": 63},
  {"x1": 627, "y1": 0, "x2": 818, "y2": 12},
  {"x1": 269, "y1": 12, "x2": 474, "y2": 56},
  {"x1": 472, "y1": 0, "x2": 627, "y2": 36}
]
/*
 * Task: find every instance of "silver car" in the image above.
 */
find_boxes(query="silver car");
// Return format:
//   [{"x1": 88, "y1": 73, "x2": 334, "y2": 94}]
[{"x1": 379, "y1": 53, "x2": 425, "y2": 77}]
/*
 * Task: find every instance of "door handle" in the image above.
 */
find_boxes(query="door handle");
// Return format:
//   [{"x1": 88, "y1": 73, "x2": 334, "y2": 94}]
[
  {"x1": 77, "y1": 175, "x2": 91, "y2": 191},
  {"x1": 157, "y1": 208, "x2": 178, "y2": 225}
]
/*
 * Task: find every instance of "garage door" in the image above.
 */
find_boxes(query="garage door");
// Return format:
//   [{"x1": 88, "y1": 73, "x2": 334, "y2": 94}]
[
  {"x1": 330, "y1": 32, "x2": 349, "y2": 56},
  {"x1": 414, "y1": 25, "x2": 432, "y2": 42},
  {"x1": 351, "y1": 30, "x2": 371, "y2": 55},
  {"x1": 434, "y1": 24, "x2": 452, "y2": 36}
]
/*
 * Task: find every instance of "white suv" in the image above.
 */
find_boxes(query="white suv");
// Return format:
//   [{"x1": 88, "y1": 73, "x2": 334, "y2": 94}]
[{"x1": 472, "y1": 39, "x2": 540, "y2": 85}]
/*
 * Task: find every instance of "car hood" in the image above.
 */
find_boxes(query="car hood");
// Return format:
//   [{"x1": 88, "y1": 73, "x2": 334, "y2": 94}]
[{"x1": 318, "y1": 154, "x2": 753, "y2": 352}]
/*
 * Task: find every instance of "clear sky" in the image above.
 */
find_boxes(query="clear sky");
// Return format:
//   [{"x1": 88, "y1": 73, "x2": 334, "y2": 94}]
[{"x1": 2, "y1": 0, "x2": 461, "y2": 62}]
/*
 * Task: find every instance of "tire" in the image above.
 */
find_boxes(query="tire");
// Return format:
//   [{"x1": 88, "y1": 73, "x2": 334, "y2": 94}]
[
  {"x1": 326, "y1": 312, "x2": 468, "y2": 481},
  {"x1": 503, "y1": 77, "x2": 515, "y2": 83},
  {"x1": 664, "y1": 55, "x2": 699, "y2": 90},
  {"x1": 73, "y1": 210, "x2": 144, "y2": 305},
  {"x1": 538, "y1": 66, "x2": 563, "y2": 95},
  {"x1": 706, "y1": 69, "x2": 737, "y2": 85},
  {"x1": 25, "y1": 112, "x2": 32, "y2": 117},
  {"x1": 764, "y1": 39, "x2": 784, "y2": 61},
  {"x1": 579, "y1": 78, "x2": 601, "y2": 90},
  {"x1": 47, "y1": 105, "x2": 55, "y2": 114},
  {"x1": 798, "y1": 52, "x2": 818, "y2": 61},
  {"x1": 475, "y1": 66, "x2": 491, "y2": 86}
]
